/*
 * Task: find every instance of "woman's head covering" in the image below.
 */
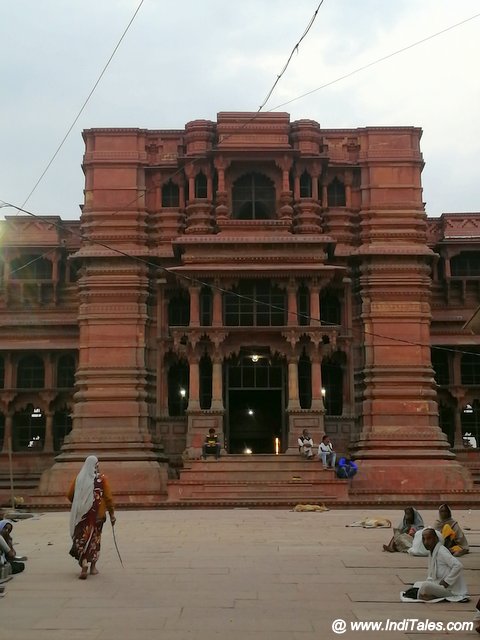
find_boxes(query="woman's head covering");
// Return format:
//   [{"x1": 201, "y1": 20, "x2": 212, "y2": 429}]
[
  {"x1": 69, "y1": 455, "x2": 98, "y2": 538},
  {"x1": 398, "y1": 507, "x2": 424, "y2": 532},
  {"x1": 0, "y1": 519, "x2": 13, "y2": 535},
  {"x1": 438, "y1": 503, "x2": 452, "y2": 520}
]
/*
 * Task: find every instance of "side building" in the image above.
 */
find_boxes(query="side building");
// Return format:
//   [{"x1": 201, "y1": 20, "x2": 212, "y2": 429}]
[{"x1": 0, "y1": 112, "x2": 478, "y2": 505}]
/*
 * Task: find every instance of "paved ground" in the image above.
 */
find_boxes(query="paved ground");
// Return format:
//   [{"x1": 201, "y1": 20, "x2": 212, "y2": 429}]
[{"x1": 1, "y1": 508, "x2": 479, "y2": 640}]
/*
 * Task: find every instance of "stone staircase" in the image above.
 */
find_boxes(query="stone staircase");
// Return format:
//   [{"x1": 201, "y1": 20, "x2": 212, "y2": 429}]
[
  {"x1": 167, "y1": 455, "x2": 349, "y2": 506},
  {"x1": 0, "y1": 471, "x2": 42, "y2": 507}
]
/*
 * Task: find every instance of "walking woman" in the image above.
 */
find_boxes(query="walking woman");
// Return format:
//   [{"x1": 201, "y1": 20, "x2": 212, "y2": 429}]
[{"x1": 67, "y1": 455, "x2": 116, "y2": 579}]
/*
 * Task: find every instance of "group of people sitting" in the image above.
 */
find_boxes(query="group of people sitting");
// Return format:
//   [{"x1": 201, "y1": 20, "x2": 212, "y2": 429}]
[
  {"x1": 383, "y1": 504, "x2": 469, "y2": 557},
  {"x1": 298, "y1": 429, "x2": 358, "y2": 478},
  {"x1": 0, "y1": 518, "x2": 26, "y2": 597},
  {"x1": 380, "y1": 504, "x2": 473, "y2": 607}
]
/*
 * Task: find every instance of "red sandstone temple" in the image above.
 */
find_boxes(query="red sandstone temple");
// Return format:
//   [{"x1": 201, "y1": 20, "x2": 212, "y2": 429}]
[{"x1": 1, "y1": 112, "x2": 479, "y2": 507}]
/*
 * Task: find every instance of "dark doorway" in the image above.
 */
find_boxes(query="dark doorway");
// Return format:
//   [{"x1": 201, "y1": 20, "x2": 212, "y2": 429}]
[
  {"x1": 228, "y1": 390, "x2": 282, "y2": 453},
  {"x1": 226, "y1": 353, "x2": 285, "y2": 453}
]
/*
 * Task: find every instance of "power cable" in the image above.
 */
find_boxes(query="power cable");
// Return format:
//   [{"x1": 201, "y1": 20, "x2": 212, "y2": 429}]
[
  {"x1": 17, "y1": 0, "x2": 145, "y2": 213},
  {"x1": 268, "y1": 11, "x2": 480, "y2": 112},
  {"x1": 2, "y1": 198, "x2": 480, "y2": 362},
  {"x1": 258, "y1": 0, "x2": 325, "y2": 110},
  {"x1": 4, "y1": 0, "x2": 324, "y2": 229}
]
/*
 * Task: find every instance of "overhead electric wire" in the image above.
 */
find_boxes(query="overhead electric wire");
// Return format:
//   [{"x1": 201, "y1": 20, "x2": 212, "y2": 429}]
[
  {"x1": 2, "y1": 198, "x2": 480, "y2": 362},
  {"x1": 2, "y1": 6, "x2": 480, "y2": 359},
  {"x1": 17, "y1": 0, "x2": 145, "y2": 213},
  {"x1": 258, "y1": 0, "x2": 325, "y2": 110},
  {"x1": 19, "y1": 3, "x2": 477, "y2": 237},
  {"x1": 268, "y1": 10, "x2": 480, "y2": 111}
]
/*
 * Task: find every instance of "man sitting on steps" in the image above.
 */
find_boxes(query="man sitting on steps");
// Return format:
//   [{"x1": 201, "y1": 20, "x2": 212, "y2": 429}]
[
  {"x1": 202, "y1": 428, "x2": 221, "y2": 460},
  {"x1": 319, "y1": 435, "x2": 337, "y2": 469},
  {"x1": 298, "y1": 429, "x2": 315, "y2": 459}
]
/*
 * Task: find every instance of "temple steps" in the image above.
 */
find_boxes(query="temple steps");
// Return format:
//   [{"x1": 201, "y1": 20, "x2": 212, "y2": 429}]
[{"x1": 167, "y1": 455, "x2": 349, "y2": 503}]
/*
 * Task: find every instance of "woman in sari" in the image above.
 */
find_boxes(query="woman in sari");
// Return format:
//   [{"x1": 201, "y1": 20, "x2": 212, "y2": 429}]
[
  {"x1": 434, "y1": 504, "x2": 469, "y2": 557},
  {"x1": 383, "y1": 506, "x2": 424, "y2": 553},
  {"x1": 68, "y1": 455, "x2": 115, "y2": 579}
]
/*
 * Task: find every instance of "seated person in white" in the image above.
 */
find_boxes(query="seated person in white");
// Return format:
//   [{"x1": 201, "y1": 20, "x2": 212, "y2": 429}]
[
  {"x1": 416, "y1": 528, "x2": 468, "y2": 602},
  {"x1": 318, "y1": 435, "x2": 336, "y2": 469},
  {"x1": 298, "y1": 429, "x2": 314, "y2": 459}
]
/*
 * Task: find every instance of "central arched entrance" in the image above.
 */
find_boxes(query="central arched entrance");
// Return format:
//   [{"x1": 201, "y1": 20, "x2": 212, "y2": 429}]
[{"x1": 225, "y1": 351, "x2": 285, "y2": 454}]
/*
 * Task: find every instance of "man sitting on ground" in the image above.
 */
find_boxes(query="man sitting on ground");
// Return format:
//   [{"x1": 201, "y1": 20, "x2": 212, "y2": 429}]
[
  {"x1": 298, "y1": 429, "x2": 315, "y2": 459},
  {"x1": 319, "y1": 435, "x2": 336, "y2": 469},
  {"x1": 415, "y1": 527, "x2": 468, "y2": 602},
  {"x1": 202, "y1": 428, "x2": 221, "y2": 460}
]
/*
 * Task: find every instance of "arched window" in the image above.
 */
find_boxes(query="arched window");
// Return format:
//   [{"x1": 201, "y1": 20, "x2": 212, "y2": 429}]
[
  {"x1": 431, "y1": 349, "x2": 450, "y2": 385},
  {"x1": 17, "y1": 355, "x2": 44, "y2": 388},
  {"x1": 195, "y1": 172, "x2": 208, "y2": 199},
  {"x1": 162, "y1": 180, "x2": 180, "y2": 207},
  {"x1": 320, "y1": 292, "x2": 341, "y2": 326},
  {"x1": 451, "y1": 252, "x2": 480, "y2": 276},
  {"x1": 57, "y1": 354, "x2": 75, "y2": 388},
  {"x1": 10, "y1": 255, "x2": 52, "y2": 280},
  {"x1": 199, "y1": 355, "x2": 212, "y2": 410},
  {"x1": 168, "y1": 362, "x2": 189, "y2": 416},
  {"x1": 298, "y1": 353, "x2": 312, "y2": 409},
  {"x1": 13, "y1": 405, "x2": 45, "y2": 451},
  {"x1": 168, "y1": 291, "x2": 190, "y2": 327},
  {"x1": 224, "y1": 281, "x2": 286, "y2": 326},
  {"x1": 232, "y1": 172, "x2": 276, "y2": 220},
  {"x1": 461, "y1": 351, "x2": 480, "y2": 385},
  {"x1": 299, "y1": 171, "x2": 312, "y2": 198},
  {"x1": 327, "y1": 178, "x2": 346, "y2": 207}
]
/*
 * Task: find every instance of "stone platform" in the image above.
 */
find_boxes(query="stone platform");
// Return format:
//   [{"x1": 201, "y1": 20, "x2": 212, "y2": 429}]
[{"x1": 1, "y1": 508, "x2": 480, "y2": 640}]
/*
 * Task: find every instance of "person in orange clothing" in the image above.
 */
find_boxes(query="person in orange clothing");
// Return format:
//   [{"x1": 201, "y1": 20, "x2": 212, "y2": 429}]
[{"x1": 67, "y1": 455, "x2": 116, "y2": 579}]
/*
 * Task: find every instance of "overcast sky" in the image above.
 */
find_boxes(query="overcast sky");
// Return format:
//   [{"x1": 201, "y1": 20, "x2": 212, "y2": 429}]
[{"x1": 1, "y1": 0, "x2": 479, "y2": 221}]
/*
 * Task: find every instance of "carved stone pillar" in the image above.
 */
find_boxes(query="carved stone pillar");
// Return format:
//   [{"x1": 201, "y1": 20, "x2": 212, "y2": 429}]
[
  {"x1": 212, "y1": 286, "x2": 223, "y2": 327},
  {"x1": 453, "y1": 404, "x2": 464, "y2": 449},
  {"x1": 293, "y1": 175, "x2": 300, "y2": 200},
  {"x1": 287, "y1": 281, "x2": 298, "y2": 327},
  {"x1": 211, "y1": 356, "x2": 224, "y2": 411},
  {"x1": 321, "y1": 184, "x2": 328, "y2": 208},
  {"x1": 157, "y1": 349, "x2": 169, "y2": 418},
  {"x1": 287, "y1": 357, "x2": 300, "y2": 411},
  {"x1": 2, "y1": 414, "x2": 12, "y2": 454},
  {"x1": 187, "y1": 357, "x2": 200, "y2": 411},
  {"x1": 310, "y1": 353, "x2": 324, "y2": 412},
  {"x1": 189, "y1": 286, "x2": 200, "y2": 327},
  {"x1": 342, "y1": 277, "x2": 352, "y2": 334},
  {"x1": 309, "y1": 284, "x2": 320, "y2": 326},
  {"x1": 44, "y1": 412, "x2": 54, "y2": 452}
]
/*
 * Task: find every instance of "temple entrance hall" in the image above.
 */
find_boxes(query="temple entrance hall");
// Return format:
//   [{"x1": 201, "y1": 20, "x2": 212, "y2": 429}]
[{"x1": 225, "y1": 353, "x2": 285, "y2": 454}]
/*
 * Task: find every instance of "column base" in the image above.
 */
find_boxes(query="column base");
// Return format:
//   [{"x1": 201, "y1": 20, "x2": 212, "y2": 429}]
[
  {"x1": 285, "y1": 409, "x2": 324, "y2": 454},
  {"x1": 350, "y1": 458, "x2": 474, "y2": 501},
  {"x1": 27, "y1": 430, "x2": 170, "y2": 508}
]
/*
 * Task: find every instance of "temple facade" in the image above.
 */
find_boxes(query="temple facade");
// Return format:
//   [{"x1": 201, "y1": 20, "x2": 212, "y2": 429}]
[{"x1": 0, "y1": 112, "x2": 479, "y2": 505}]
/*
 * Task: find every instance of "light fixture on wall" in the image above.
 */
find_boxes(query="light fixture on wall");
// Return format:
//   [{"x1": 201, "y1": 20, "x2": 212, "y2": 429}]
[
  {"x1": 247, "y1": 409, "x2": 254, "y2": 416},
  {"x1": 179, "y1": 388, "x2": 186, "y2": 398},
  {"x1": 321, "y1": 387, "x2": 326, "y2": 397},
  {"x1": 251, "y1": 354, "x2": 259, "y2": 363}
]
